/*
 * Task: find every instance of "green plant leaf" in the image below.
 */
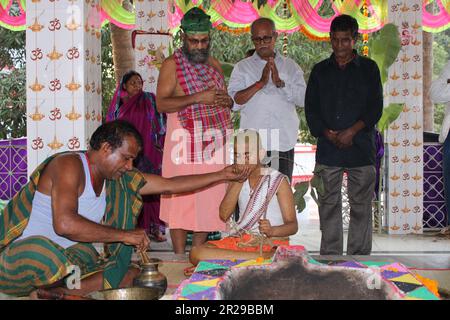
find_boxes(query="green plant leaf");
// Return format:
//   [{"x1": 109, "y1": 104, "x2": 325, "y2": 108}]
[
  {"x1": 310, "y1": 169, "x2": 325, "y2": 195},
  {"x1": 294, "y1": 181, "x2": 309, "y2": 196},
  {"x1": 368, "y1": 23, "x2": 401, "y2": 84},
  {"x1": 309, "y1": 170, "x2": 324, "y2": 207},
  {"x1": 220, "y1": 62, "x2": 234, "y2": 82},
  {"x1": 295, "y1": 197, "x2": 306, "y2": 214},
  {"x1": 367, "y1": 25, "x2": 402, "y2": 134},
  {"x1": 231, "y1": 111, "x2": 241, "y2": 131},
  {"x1": 293, "y1": 181, "x2": 309, "y2": 213},
  {"x1": 0, "y1": 68, "x2": 26, "y2": 138},
  {"x1": 377, "y1": 103, "x2": 403, "y2": 132}
]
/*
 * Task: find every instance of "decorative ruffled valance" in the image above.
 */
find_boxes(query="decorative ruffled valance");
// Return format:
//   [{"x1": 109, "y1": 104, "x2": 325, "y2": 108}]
[
  {"x1": 169, "y1": 0, "x2": 450, "y2": 39},
  {"x1": 0, "y1": 0, "x2": 25, "y2": 31},
  {"x1": 1, "y1": 0, "x2": 449, "y2": 37}
]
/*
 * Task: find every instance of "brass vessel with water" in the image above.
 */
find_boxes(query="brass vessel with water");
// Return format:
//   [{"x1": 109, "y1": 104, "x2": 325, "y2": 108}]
[{"x1": 133, "y1": 257, "x2": 167, "y2": 299}]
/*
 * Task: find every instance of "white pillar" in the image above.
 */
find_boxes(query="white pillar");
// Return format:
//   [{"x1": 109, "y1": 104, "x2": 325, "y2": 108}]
[
  {"x1": 386, "y1": 0, "x2": 423, "y2": 234},
  {"x1": 26, "y1": 0, "x2": 102, "y2": 175},
  {"x1": 134, "y1": 0, "x2": 171, "y2": 93}
]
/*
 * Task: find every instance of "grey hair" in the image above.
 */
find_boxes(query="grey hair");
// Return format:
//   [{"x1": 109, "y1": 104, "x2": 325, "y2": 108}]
[{"x1": 251, "y1": 18, "x2": 276, "y2": 34}]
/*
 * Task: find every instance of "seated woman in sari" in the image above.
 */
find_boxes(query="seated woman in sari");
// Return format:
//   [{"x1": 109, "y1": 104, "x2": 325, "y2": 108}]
[
  {"x1": 189, "y1": 130, "x2": 298, "y2": 266},
  {"x1": 106, "y1": 70, "x2": 167, "y2": 242}
]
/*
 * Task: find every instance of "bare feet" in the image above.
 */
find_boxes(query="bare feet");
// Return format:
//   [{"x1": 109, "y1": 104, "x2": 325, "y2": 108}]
[{"x1": 29, "y1": 267, "x2": 140, "y2": 299}]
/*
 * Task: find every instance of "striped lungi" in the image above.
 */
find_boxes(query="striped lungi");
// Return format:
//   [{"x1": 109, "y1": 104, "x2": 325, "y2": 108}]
[{"x1": 0, "y1": 236, "x2": 102, "y2": 296}]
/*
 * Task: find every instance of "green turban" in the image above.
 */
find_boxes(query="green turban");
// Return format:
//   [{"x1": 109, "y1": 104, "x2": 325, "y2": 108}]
[{"x1": 180, "y1": 7, "x2": 212, "y2": 34}]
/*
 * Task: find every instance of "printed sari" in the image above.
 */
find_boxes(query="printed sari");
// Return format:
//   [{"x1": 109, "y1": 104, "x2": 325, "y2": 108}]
[{"x1": 106, "y1": 83, "x2": 167, "y2": 240}]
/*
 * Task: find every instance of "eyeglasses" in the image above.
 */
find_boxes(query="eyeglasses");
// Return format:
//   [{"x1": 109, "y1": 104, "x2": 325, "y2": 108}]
[
  {"x1": 251, "y1": 35, "x2": 274, "y2": 44},
  {"x1": 186, "y1": 38, "x2": 210, "y2": 46}
]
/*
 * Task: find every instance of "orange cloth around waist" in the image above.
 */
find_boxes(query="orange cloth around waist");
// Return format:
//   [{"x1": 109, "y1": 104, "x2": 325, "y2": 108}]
[{"x1": 208, "y1": 234, "x2": 289, "y2": 252}]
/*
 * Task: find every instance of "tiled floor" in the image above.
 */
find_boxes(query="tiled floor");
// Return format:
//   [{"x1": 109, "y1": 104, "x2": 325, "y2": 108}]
[
  {"x1": 145, "y1": 195, "x2": 450, "y2": 299},
  {"x1": 152, "y1": 197, "x2": 450, "y2": 256},
  {"x1": 138, "y1": 196, "x2": 450, "y2": 300},
  {"x1": 292, "y1": 217, "x2": 450, "y2": 254},
  {"x1": 292, "y1": 197, "x2": 450, "y2": 255}
]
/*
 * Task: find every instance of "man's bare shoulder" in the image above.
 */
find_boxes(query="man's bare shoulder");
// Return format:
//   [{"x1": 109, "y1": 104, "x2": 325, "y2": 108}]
[
  {"x1": 47, "y1": 153, "x2": 84, "y2": 176},
  {"x1": 161, "y1": 55, "x2": 176, "y2": 70},
  {"x1": 37, "y1": 153, "x2": 83, "y2": 194},
  {"x1": 157, "y1": 55, "x2": 179, "y2": 96}
]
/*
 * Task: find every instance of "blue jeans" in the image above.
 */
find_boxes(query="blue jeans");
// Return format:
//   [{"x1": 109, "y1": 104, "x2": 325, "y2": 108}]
[{"x1": 443, "y1": 134, "x2": 450, "y2": 226}]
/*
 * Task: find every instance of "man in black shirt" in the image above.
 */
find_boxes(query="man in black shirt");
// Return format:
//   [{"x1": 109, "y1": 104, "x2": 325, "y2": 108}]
[{"x1": 305, "y1": 14, "x2": 383, "y2": 255}]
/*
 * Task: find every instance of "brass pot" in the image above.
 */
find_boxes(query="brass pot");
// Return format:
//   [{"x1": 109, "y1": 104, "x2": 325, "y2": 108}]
[{"x1": 133, "y1": 258, "x2": 167, "y2": 299}]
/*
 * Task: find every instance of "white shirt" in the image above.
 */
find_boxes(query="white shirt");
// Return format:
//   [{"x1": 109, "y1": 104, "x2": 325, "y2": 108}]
[
  {"x1": 228, "y1": 52, "x2": 307, "y2": 151},
  {"x1": 430, "y1": 60, "x2": 450, "y2": 143}
]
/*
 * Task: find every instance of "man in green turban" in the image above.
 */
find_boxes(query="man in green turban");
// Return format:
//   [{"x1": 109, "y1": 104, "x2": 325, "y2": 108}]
[
  {"x1": 180, "y1": 6, "x2": 212, "y2": 35},
  {"x1": 156, "y1": 7, "x2": 234, "y2": 256},
  {"x1": 178, "y1": 7, "x2": 213, "y2": 63}
]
